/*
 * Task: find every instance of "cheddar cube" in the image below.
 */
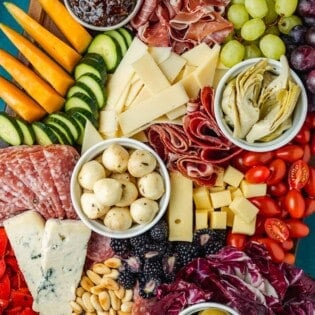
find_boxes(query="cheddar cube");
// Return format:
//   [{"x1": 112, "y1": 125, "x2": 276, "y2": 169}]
[
  {"x1": 210, "y1": 211, "x2": 227, "y2": 229},
  {"x1": 240, "y1": 180, "x2": 267, "y2": 198},
  {"x1": 193, "y1": 187, "x2": 212, "y2": 209},
  {"x1": 195, "y1": 209, "x2": 209, "y2": 230},
  {"x1": 230, "y1": 188, "x2": 243, "y2": 199},
  {"x1": 223, "y1": 165, "x2": 244, "y2": 187},
  {"x1": 232, "y1": 215, "x2": 256, "y2": 235},
  {"x1": 221, "y1": 206, "x2": 234, "y2": 227},
  {"x1": 229, "y1": 196, "x2": 259, "y2": 223},
  {"x1": 214, "y1": 168, "x2": 225, "y2": 187},
  {"x1": 209, "y1": 186, "x2": 225, "y2": 193},
  {"x1": 210, "y1": 190, "x2": 231, "y2": 209}
]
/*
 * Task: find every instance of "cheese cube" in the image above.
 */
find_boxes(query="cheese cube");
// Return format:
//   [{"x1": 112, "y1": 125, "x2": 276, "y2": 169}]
[
  {"x1": 240, "y1": 180, "x2": 267, "y2": 198},
  {"x1": 210, "y1": 211, "x2": 227, "y2": 229},
  {"x1": 223, "y1": 165, "x2": 244, "y2": 187},
  {"x1": 210, "y1": 190, "x2": 231, "y2": 208},
  {"x1": 230, "y1": 188, "x2": 243, "y2": 199},
  {"x1": 232, "y1": 215, "x2": 256, "y2": 235},
  {"x1": 195, "y1": 209, "x2": 209, "y2": 230},
  {"x1": 209, "y1": 185, "x2": 225, "y2": 193},
  {"x1": 193, "y1": 187, "x2": 212, "y2": 209},
  {"x1": 221, "y1": 206, "x2": 234, "y2": 227},
  {"x1": 214, "y1": 168, "x2": 225, "y2": 187},
  {"x1": 229, "y1": 196, "x2": 259, "y2": 223}
]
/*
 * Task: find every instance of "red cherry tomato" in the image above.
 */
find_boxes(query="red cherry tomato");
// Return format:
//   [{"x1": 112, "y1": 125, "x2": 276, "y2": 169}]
[
  {"x1": 253, "y1": 237, "x2": 285, "y2": 262},
  {"x1": 304, "y1": 167, "x2": 315, "y2": 198},
  {"x1": 311, "y1": 132, "x2": 315, "y2": 155},
  {"x1": 304, "y1": 198, "x2": 315, "y2": 217},
  {"x1": 284, "y1": 189, "x2": 305, "y2": 219},
  {"x1": 288, "y1": 159, "x2": 310, "y2": 190},
  {"x1": 301, "y1": 143, "x2": 311, "y2": 163},
  {"x1": 249, "y1": 196, "x2": 281, "y2": 217},
  {"x1": 245, "y1": 166, "x2": 270, "y2": 183},
  {"x1": 264, "y1": 218, "x2": 289, "y2": 243},
  {"x1": 266, "y1": 158, "x2": 286, "y2": 185},
  {"x1": 254, "y1": 216, "x2": 266, "y2": 236},
  {"x1": 275, "y1": 144, "x2": 304, "y2": 162},
  {"x1": 232, "y1": 154, "x2": 250, "y2": 173},
  {"x1": 268, "y1": 181, "x2": 288, "y2": 197},
  {"x1": 285, "y1": 219, "x2": 310, "y2": 238},
  {"x1": 226, "y1": 232, "x2": 247, "y2": 250},
  {"x1": 242, "y1": 151, "x2": 274, "y2": 167},
  {"x1": 281, "y1": 238, "x2": 294, "y2": 251},
  {"x1": 294, "y1": 125, "x2": 311, "y2": 144},
  {"x1": 283, "y1": 252, "x2": 296, "y2": 264}
]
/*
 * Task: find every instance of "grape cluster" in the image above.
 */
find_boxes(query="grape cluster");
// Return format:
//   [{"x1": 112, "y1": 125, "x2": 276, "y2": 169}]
[{"x1": 220, "y1": 0, "x2": 301, "y2": 67}]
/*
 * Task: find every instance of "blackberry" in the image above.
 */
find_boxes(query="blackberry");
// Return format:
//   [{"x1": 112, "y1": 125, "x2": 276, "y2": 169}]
[
  {"x1": 123, "y1": 256, "x2": 142, "y2": 273},
  {"x1": 162, "y1": 254, "x2": 178, "y2": 283},
  {"x1": 143, "y1": 258, "x2": 163, "y2": 278},
  {"x1": 173, "y1": 241, "x2": 199, "y2": 267},
  {"x1": 150, "y1": 219, "x2": 168, "y2": 241},
  {"x1": 117, "y1": 269, "x2": 137, "y2": 289},
  {"x1": 143, "y1": 242, "x2": 167, "y2": 260},
  {"x1": 203, "y1": 229, "x2": 227, "y2": 256},
  {"x1": 130, "y1": 233, "x2": 150, "y2": 249},
  {"x1": 110, "y1": 238, "x2": 131, "y2": 257},
  {"x1": 139, "y1": 275, "x2": 161, "y2": 299}
]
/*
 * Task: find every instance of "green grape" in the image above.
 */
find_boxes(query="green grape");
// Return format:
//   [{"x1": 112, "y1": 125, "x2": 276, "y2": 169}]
[
  {"x1": 220, "y1": 40, "x2": 245, "y2": 68},
  {"x1": 241, "y1": 18, "x2": 266, "y2": 41},
  {"x1": 278, "y1": 15, "x2": 302, "y2": 34},
  {"x1": 244, "y1": 0, "x2": 268, "y2": 18},
  {"x1": 265, "y1": 25, "x2": 280, "y2": 35},
  {"x1": 244, "y1": 44, "x2": 262, "y2": 59},
  {"x1": 264, "y1": 0, "x2": 278, "y2": 25},
  {"x1": 259, "y1": 34, "x2": 286, "y2": 59},
  {"x1": 227, "y1": 4, "x2": 249, "y2": 29},
  {"x1": 224, "y1": 31, "x2": 235, "y2": 43},
  {"x1": 232, "y1": 0, "x2": 245, "y2": 4},
  {"x1": 275, "y1": 0, "x2": 298, "y2": 17}
]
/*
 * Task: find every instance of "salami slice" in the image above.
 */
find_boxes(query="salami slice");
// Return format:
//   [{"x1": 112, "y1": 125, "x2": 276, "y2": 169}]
[{"x1": 86, "y1": 232, "x2": 114, "y2": 262}]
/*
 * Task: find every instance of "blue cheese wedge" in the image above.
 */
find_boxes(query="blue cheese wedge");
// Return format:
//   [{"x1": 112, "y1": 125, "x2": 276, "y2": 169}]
[{"x1": 35, "y1": 219, "x2": 91, "y2": 315}]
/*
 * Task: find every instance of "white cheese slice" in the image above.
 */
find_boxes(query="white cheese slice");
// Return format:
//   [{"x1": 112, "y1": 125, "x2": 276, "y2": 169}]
[
  {"x1": 148, "y1": 46, "x2": 172, "y2": 64},
  {"x1": 81, "y1": 120, "x2": 104, "y2": 155},
  {"x1": 181, "y1": 43, "x2": 214, "y2": 66},
  {"x1": 166, "y1": 104, "x2": 187, "y2": 120},
  {"x1": 158, "y1": 52, "x2": 187, "y2": 83},
  {"x1": 99, "y1": 109, "x2": 119, "y2": 137},
  {"x1": 35, "y1": 219, "x2": 91, "y2": 315}
]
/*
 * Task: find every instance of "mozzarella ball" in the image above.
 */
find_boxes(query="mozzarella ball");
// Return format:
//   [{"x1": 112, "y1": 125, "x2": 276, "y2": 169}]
[
  {"x1": 104, "y1": 207, "x2": 132, "y2": 231},
  {"x1": 138, "y1": 172, "x2": 165, "y2": 200},
  {"x1": 130, "y1": 198, "x2": 159, "y2": 224},
  {"x1": 80, "y1": 192, "x2": 110, "y2": 219},
  {"x1": 93, "y1": 178, "x2": 122, "y2": 206},
  {"x1": 115, "y1": 179, "x2": 138, "y2": 207},
  {"x1": 78, "y1": 160, "x2": 106, "y2": 190},
  {"x1": 111, "y1": 172, "x2": 136, "y2": 184},
  {"x1": 128, "y1": 150, "x2": 157, "y2": 177},
  {"x1": 102, "y1": 144, "x2": 129, "y2": 173}
]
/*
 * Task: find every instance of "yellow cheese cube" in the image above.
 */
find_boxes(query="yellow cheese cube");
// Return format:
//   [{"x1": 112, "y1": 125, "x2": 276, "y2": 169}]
[
  {"x1": 209, "y1": 185, "x2": 225, "y2": 193},
  {"x1": 221, "y1": 206, "x2": 234, "y2": 227},
  {"x1": 214, "y1": 168, "x2": 225, "y2": 187},
  {"x1": 195, "y1": 209, "x2": 209, "y2": 230},
  {"x1": 193, "y1": 187, "x2": 212, "y2": 209},
  {"x1": 232, "y1": 215, "x2": 256, "y2": 235},
  {"x1": 223, "y1": 165, "x2": 244, "y2": 187},
  {"x1": 230, "y1": 188, "x2": 243, "y2": 199},
  {"x1": 229, "y1": 196, "x2": 259, "y2": 223},
  {"x1": 210, "y1": 211, "x2": 227, "y2": 229},
  {"x1": 240, "y1": 180, "x2": 267, "y2": 198},
  {"x1": 210, "y1": 190, "x2": 231, "y2": 209}
]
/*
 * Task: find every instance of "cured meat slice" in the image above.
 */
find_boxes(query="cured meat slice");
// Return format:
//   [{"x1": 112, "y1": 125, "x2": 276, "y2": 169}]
[{"x1": 86, "y1": 232, "x2": 114, "y2": 262}]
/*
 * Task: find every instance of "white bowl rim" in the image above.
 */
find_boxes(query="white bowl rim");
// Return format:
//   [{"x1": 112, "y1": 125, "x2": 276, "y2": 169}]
[
  {"x1": 70, "y1": 138, "x2": 171, "y2": 239},
  {"x1": 179, "y1": 302, "x2": 240, "y2": 315},
  {"x1": 64, "y1": 0, "x2": 143, "y2": 31},
  {"x1": 214, "y1": 57, "x2": 308, "y2": 152}
]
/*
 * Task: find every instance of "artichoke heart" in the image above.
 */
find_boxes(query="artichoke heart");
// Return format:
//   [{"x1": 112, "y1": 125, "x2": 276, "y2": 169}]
[{"x1": 221, "y1": 78, "x2": 237, "y2": 128}]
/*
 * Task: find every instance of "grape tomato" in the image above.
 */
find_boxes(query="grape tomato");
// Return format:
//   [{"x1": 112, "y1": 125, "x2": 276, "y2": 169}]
[
  {"x1": 304, "y1": 167, "x2": 315, "y2": 197},
  {"x1": 242, "y1": 151, "x2": 274, "y2": 167},
  {"x1": 245, "y1": 165, "x2": 270, "y2": 183},
  {"x1": 281, "y1": 238, "x2": 294, "y2": 251},
  {"x1": 264, "y1": 218, "x2": 289, "y2": 242},
  {"x1": 268, "y1": 181, "x2": 288, "y2": 197},
  {"x1": 249, "y1": 196, "x2": 281, "y2": 217},
  {"x1": 293, "y1": 125, "x2": 311, "y2": 144},
  {"x1": 283, "y1": 252, "x2": 296, "y2": 264},
  {"x1": 310, "y1": 132, "x2": 315, "y2": 156},
  {"x1": 284, "y1": 188, "x2": 305, "y2": 219},
  {"x1": 301, "y1": 143, "x2": 311, "y2": 163},
  {"x1": 304, "y1": 198, "x2": 315, "y2": 217},
  {"x1": 286, "y1": 219, "x2": 310, "y2": 238},
  {"x1": 275, "y1": 144, "x2": 304, "y2": 162},
  {"x1": 266, "y1": 158, "x2": 286, "y2": 185},
  {"x1": 227, "y1": 232, "x2": 247, "y2": 250},
  {"x1": 252, "y1": 237, "x2": 285, "y2": 262},
  {"x1": 288, "y1": 159, "x2": 310, "y2": 190}
]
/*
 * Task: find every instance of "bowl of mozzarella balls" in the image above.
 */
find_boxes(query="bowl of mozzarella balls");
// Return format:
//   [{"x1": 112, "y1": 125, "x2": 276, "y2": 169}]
[{"x1": 70, "y1": 138, "x2": 171, "y2": 238}]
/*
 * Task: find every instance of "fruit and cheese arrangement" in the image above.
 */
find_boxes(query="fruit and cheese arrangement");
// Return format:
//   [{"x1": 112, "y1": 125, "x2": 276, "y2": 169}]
[{"x1": 0, "y1": 0, "x2": 315, "y2": 314}]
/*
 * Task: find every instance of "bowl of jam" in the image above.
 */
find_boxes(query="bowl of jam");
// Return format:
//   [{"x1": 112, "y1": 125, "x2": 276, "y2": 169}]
[{"x1": 64, "y1": 0, "x2": 143, "y2": 31}]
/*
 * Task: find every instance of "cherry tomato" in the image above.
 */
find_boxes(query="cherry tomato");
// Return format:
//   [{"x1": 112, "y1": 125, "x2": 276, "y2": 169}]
[
  {"x1": 284, "y1": 189, "x2": 305, "y2": 219},
  {"x1": 275, "y1": 144, "x2": 304, "y2": 162},
  {"x1": 242, "y1": 151, "x2": 274, "y2": 167},
  {"x1": 245, "y1": 166, "x2": 270, "y2": 183},
  {"x1": 294, "y1": 125, "x2": 311, "y2": 144},
  {"x1": 226, "y1": 232, "x2": 247, "y2": 250},
  {"x1": 304, "y1": 167, "x2": 315, "y2": 198},
  {"x1": 268, "y1": 181, "x2": 288, "y2": 197},
  {"x1": 249, "y1": 196, "x2": 281, "y2": 217},
  {"x1": 253, "y1": 237, "x2": 285, "y2": 262},
  {"x1": 264, "y1": 218, "x2": 289, "y2": 243},
  {"x1": 285, "y1": 219, "x2": 310, "y2": 238},
  {"x1": 301, "y1": 143, "x2": 311, "y2": 163},
  {"x1": 283, "y1": 252, "x2": 295, "y2": 264},
  {"x1": 288, "y1": 160, "x2": 310, "y2": 190},
  {"x1": 311, "y1": 132, "x2": 315, "y2": 155},
  {"x1": 255, "y1": 216, "x2": 266, "y2": 236},
  {"x1": 304, "y1": 198, "x2": 315, "y2": 217},
  {"x1": 232, "y1": 154, "x2": 250, "y2": 173},
  {"x1": 281, "y1": 238, "x2": 294, "y2": 251},
  {"x1": 305, "y1": 112, "x2": 315, "y2": 129},
  {"x1": 266, "y1": 158, "x2": 286, "y2": 185}
]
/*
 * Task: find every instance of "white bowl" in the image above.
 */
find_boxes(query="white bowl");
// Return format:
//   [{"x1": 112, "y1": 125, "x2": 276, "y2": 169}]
[
  {"x1": 64, "y1": 0, "x2": 143, "y2": 32},
  {"x1": 179, "y1": 302, "x2": 240, "y2": 315},
  {"x1": 214, "y1": 58, "x2": 308, "y2": 152},
  {"x1": 70, "y1": 138, "x2": 171, "y2": 239}
]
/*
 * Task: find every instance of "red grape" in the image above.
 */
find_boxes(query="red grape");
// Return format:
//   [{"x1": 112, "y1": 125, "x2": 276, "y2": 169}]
[
  {"x1": 290, "y1": 45, "x2": 315, "y2": 71},
  {"x1": 305, "y1": 26, "x2": 315, "y2": 47},
  {"x1": 289, "y1": 25, "x2": 307, "y2": 44},
  {"x1": 298, "y1": 0, "x2": 315, "y2": 17},
  {"x1": 306, "y1": 70, "x2": 315, "y2": 94}
]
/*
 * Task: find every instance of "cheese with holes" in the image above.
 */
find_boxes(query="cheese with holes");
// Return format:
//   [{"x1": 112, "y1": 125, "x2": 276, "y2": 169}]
[
  {"x1": 168, "y1": 171, "x2": 193, "y2": 242},
  {"x1": 210, "y1": 190, "x2": 232, "y2": 208},
  {"x1": 223, "y1": 165, "x2": 244, "y2": 187},
  {"x1": 195, "y1": 209, "x2": 209, "y2": 230},
  {"x1": 210, "y1": 211, "x2": 227, "y2": 229},
  {"x1": 193, "y1": 186, "x2": 212, "y2": 209},
  {"x1": 232, "y1": 215, "x2": 256, "y2": 235},
  {"x1": 229, "y1": 196, "x2": 259, "y2": 223},
  {"x1": 240, "y1": 180, "x2": 267, "y2": 198}
]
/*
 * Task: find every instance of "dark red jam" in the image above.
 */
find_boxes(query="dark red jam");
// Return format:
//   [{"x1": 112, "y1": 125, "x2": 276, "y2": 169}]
[{"x1": 68, "y1": 0, "x2": 137, "y2": 27}]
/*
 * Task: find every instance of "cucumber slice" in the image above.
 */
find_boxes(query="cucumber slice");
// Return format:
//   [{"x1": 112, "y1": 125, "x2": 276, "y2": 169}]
[
  {"x1": 16, "y1": 119, "x2": 35, "y2": 145},
  {"x1": 87, "y1": 34, "x2": 122, "y2": 73},
  {"x1": 46, "y1": 124, "x2": 70, "y2": 145},
  {"x1": 0, "y1": 113, "x2": 23, "y2": 146},
  {"x1": 76, "y1": 73, "x2": 105, "y2": 109},
  {"x1": 118, "y1": 28, "x2": 134, "y2": 47},
  {"x1": 45, "y1": 119, "x2": 74, "y2": 145},
  {"x1": 66, "y1": 108, "x2": 98, "y2": 128},
  {"x1": 64, "y1": 92, "x2": 99, "y2": 117},
  {"x1": 32, "y1": 122, "x2": 59, "y2": 145},
  {"x1": 104, "y1": 30, "x2": 128, "y2": 56},
  {"x1": 74, "y1": 58, "x2": 107, "y2": 83},
  {"x1": 67, "y1": 82, "x2": 98, "y2": 104},
  {"x1": 68, "y1": 112, "x2": 86, "y2": 145}
]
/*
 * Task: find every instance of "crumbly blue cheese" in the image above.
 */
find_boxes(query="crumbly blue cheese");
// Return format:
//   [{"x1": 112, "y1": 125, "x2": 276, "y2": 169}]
[
  {"x1": 3, "y1": 210, "x2": 45, "y2": 309},
  {"x1": 35, "y1": 219, "x2": 91, "y2": 315}
]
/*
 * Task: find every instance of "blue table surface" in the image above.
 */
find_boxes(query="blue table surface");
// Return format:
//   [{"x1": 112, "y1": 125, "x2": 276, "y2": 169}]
[{"x1": 0, "y1": 0, "x2": 314, "y2": 278}]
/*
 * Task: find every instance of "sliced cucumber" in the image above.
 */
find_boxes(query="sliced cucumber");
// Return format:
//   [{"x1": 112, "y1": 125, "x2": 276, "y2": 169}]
[
  {"x1": 68, "y1": 112, "x2": 86, "y2": 145},
  {"x1": 104, "y1": 30, "x2": 128, "y2": 56},
  {"x1": 0, "y1": 113, "x2": 23, "y2": 146},
  {"x1": 16, "y1": 118, "x2": 35, "y2": 145},
  {"x1": 45, "y1": 119, "x2": 74, "y2": 145},
  {"x1": 66, "y1": 108, "x2": 98, "y2": 128},
  {"x1": 64, "y1": 92, "x2": 99, "y2": 117},
  {"x1": 67, "y1": 82, "x2": 97, "y2": 104},
  {"x1": 87, "y1": 34, "x2": 122, "y2": 73},
  {"x1": 118, "y1": 28, "x2": 134, "y2": 47},
  {"x1": 46, "y1": 124, "x2": 70, "y2": 145},
  {"x1": 76, "y1": 73, "x2": 106, "y2": 109},
  {"x1": 74, "y1": 58, "x2": 107, "y2": 83},
  {"x1": 32, "y1": 122, "x2": 59, "y2": 146}
]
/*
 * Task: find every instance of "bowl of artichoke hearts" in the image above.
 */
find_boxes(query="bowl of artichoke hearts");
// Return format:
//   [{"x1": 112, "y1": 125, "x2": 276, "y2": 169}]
[{"x1": 214, "y1": 56, "x2": 307, "y2": 152}]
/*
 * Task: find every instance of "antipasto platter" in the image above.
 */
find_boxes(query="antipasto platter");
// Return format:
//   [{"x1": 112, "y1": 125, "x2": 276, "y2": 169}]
[{"x1": 0, "y1": 0, "x2": 315, "y2": 314}]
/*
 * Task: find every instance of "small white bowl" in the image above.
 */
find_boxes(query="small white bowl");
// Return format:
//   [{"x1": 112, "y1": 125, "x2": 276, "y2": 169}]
[
  {"x1": 179, "y1": 302, "x2": 240, "y2": 315},
  {"x1": 214, "y1": 58, "x2": 308, "y2": 152},
  {"x1": 70, "y1": 138, "x2": 171, "y2": 239},
  {"x1": 64, "y1": 0, "x2": 143, "y2": 32}
]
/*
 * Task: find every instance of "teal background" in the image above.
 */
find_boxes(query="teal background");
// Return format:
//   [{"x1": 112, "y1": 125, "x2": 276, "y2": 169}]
[{"x1": 0, "y1": 0, "x2": 314, "y2": 278}]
